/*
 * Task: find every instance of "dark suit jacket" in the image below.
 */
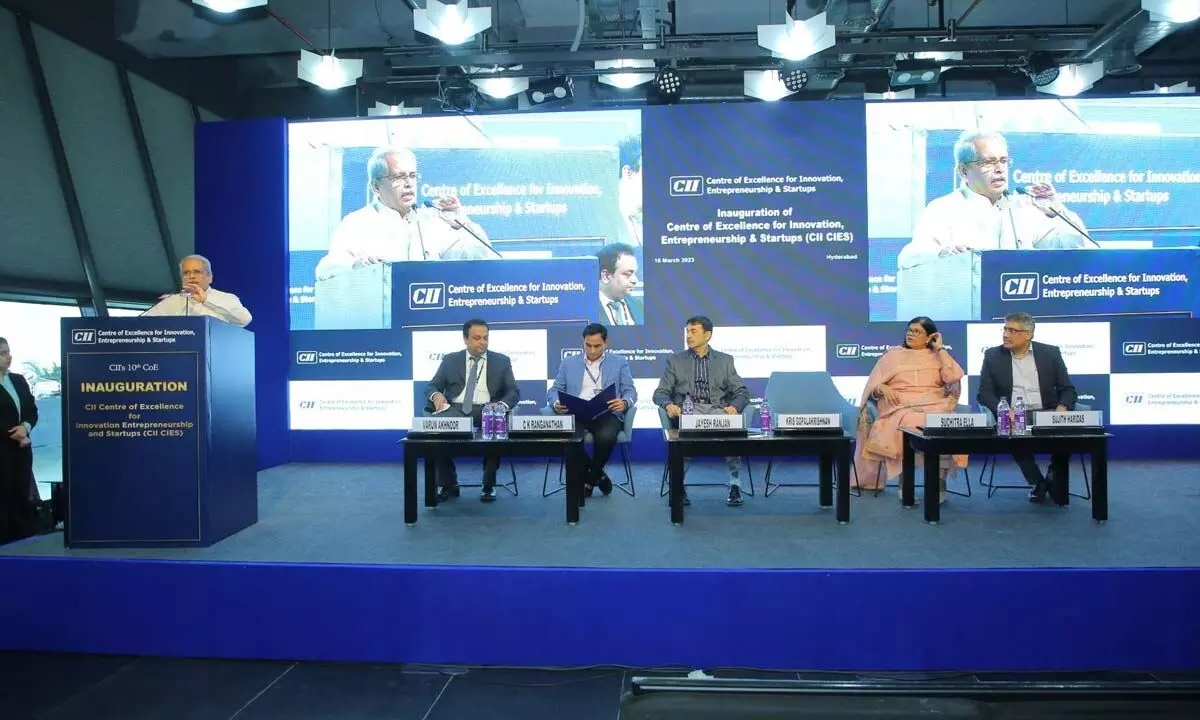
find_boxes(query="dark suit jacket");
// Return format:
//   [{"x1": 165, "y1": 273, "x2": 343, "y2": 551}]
[
  {"x1": 600, "y1": 295, "x2": 644, "y2": 325},
  {"x1": 0, "y1": 372, "x2": 38, "y2": 437},
  {"x1": 652, "y1": 348, "x2": 751, "y2": 412},
  {"x1": 423, "y1": 350, "x2": 520, "y2": 411},
  {"x1": 977, "y1": 341, "x2": 1076, "y2": 415}
]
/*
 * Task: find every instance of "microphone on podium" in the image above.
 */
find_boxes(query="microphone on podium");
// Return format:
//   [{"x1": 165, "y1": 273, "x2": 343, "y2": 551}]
[
  {"x1": 422, "y1": 200, "x2": 503, "y2": 258},
  {"x1": 1009, "y1": 186, "x2": 1100, "y2": 248}
]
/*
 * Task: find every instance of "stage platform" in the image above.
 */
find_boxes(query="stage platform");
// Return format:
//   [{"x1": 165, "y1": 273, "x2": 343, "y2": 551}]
[
  {"x1": 1, "y1": 459, "x2": 1199, "y2": 673},
  {"x1": 5, "y1": 459, "x2": 1200, "y2": 569}
]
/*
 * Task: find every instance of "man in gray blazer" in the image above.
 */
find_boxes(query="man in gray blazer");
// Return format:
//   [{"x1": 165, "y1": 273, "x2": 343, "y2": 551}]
[
  {"x1": 423, "y1": 319, "x2": 520, "y2": 502},
  {"x1": 653, "y1": 315, "x2": 751, "y2": 506}
]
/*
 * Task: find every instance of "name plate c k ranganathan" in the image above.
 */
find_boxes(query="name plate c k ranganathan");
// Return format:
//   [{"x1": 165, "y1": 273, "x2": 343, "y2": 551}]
[
  {"x1": 410, "y1": 416, "x2": 473, "y2": 434},
  {"x1": 680, "y1": 413, "x2": 745, "y2": 431},
  {"x1": 510, "y1": 415, "x2": 576, "y2": 433}
]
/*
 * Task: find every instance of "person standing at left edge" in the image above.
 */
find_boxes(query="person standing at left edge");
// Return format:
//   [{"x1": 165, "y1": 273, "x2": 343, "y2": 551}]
[
  {"x1": 424, "y1": 319, "x2": 520, "y2": 503},
  {"x1": 0, "y1": 337, "x2": 38, "y2": 545}
]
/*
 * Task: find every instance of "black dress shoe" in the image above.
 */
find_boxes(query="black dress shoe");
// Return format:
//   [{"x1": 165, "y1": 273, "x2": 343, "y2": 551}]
[
  {"x1": 1028, "y1": 483, "x2": 1047, "y2": 504},
  {"x1": 597, "y1": 472, "x2": 613, "y2": 496},
  {"x1": 583, "y1": 483, "x2": 595, "y2": 498},
  {"x1": 437, "y1": 485, "x2": 461, "y2": 502},
  {"x1": 480, "y1": 486, "x2": 497, "y2": 503}
]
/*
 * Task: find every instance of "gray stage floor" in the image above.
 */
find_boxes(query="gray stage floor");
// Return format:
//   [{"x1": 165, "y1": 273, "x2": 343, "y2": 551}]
[{"x1": 4, "y1": 459, "x2": 1200, "y2": 569}]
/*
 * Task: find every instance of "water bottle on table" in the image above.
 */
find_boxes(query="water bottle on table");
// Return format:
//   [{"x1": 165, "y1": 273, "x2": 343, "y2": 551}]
[
  {"x1": 495, "y1": 404, "x2": 509, "y2": 440},
  {"x1": 682, "y1": 393, "x2": 695, "y2": 415},
  {"x1": 996, "y1": 397, "x2": 1011, "y2": 435},
  {"x1": 759, "y1": 399, "x2": 772, "y2": 436},
  {"x1": 481, "y1": 403, "x2": 495, "y2": 440},
  {"x1": 1013, "y1": 395, "x2": 1028, "y2": 436}
]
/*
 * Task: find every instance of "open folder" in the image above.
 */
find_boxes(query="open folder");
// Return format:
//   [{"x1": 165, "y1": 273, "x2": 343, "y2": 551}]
[{"x1": 558, "y1": 384, "x2": 617, "y2": 421}]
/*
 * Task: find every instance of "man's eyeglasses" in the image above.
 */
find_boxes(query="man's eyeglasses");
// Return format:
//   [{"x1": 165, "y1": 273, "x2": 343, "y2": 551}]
[
  {"x1": 967, "y1": 157, "x2": 1012, "y2": 172},
  {"x1": 1002, "y1": 326, "x2": 1030, "y2": 334},
  {"x1": 380, "y1": 172, "x2": 419, "y2": 186}
]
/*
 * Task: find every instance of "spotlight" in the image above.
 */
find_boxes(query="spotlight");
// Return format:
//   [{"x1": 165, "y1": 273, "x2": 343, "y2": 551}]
[
  {"x1": 524, "y1": 75, "x2": 574, "y2": 108},
  {"x1": 890, "y1": 59, "x2": 942, "y2": 87},
  {"x1": 297, "y1": 50, "x2": 363, "y2": 91},
  {"x1": 654, "y1": 67, "x2": 684, "y2": 100},
  {"x1": 780, "y1": 63, "x2": 809, "y2": 92},
  {"x1": 194, "y1": 0, "x2": 267, "y2": 12},
  {"x1": 1026, "y1": 52, "x2": 1061, "y2": 87},
  {"x1": 1142, "y1": 0, "x2": 1200, "y2": 23}
]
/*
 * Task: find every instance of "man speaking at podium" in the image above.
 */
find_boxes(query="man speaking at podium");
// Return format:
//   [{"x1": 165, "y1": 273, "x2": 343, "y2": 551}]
[
  {"x1": 315, "y1": 147, "x2": 496, "y2": 281},
  {"x1": 143, "y1": 255, "x2": 252, "y2": 327},
  {"x1": 424, "y1": 319, "x2": 520, "y2": 503},
  {"x1": 897, "y1": 130, "x2": 1092, "y2": 271}
]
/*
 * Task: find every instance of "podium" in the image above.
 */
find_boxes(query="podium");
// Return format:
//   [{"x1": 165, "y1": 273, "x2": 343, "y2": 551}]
[{"x1": 60, "y1": 317, "x2": 258, "y2": 547}]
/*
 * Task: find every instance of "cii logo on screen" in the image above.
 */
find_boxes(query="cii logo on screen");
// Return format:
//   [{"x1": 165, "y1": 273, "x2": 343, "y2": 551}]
[
  {"x1": 669, "y1": 176, "x2": 704, "y2": 196},
  {"x1": 70, "y1": 329, "x2": 97, "y2": 344},
  {"x1": 561, "y1": 348, "x2": 583, "y2": 361},
  {"x1": 296, "y1": 351, "x2": 318, "y2": 364},
  {"x1": 1125, "y1": 394, "x2": 1144, "y2": 404},
  {"x1": 1000, "y1": 272, "x2": 1040, "y2": 301},
  {"x1": 835, "y1": 344, "x2": 860, "y2": 358},
  {"x1": 409, "y1": 282, "x2": 446, "y2": 310},
  {"x1": 1122, "y1": 342, "x2": 1146, "y2": 356}
]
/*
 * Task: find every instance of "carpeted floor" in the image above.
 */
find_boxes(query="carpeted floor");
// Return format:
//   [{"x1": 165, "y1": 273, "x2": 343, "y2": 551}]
[{"x1": 4, "y1": 458, "x2": 1198, "y2": 569}]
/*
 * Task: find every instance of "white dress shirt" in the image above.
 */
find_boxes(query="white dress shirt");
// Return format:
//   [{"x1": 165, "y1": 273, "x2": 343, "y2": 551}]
[
  {"x1": 580, "y1": 355, "x2": 604, "y2": 399},
  {"x1": 143, "y1": 287, "x2": 252, "y2": 328},
  {"x1": 451, "y1": 352, "x2": 492, "y2": 407},
  {"x1": 315, "y1": 201, "x2": 493, "y2": 281},
  {"x1": 898, "y1": 186, "x2": 1090, "y2": 270},
  {"x1": 1010, "y1": 348, "x2": 1043, "y2": 411},
  {"x1": 599, "y1": 291, "x2": 634, "y2": 326}
]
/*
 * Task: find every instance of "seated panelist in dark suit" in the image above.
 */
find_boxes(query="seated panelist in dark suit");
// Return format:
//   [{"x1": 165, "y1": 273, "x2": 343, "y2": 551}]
[
  {"x1": 547, "y1": 323, "x2": 637, "y2": 497},
  {"x1": 423, "y1": 319, "x2": 520, "y2": 503},
  {"x1": 0, "y1": 337, "x2": 38, "y2": 545},
  {"x1": 977, "y1": 311, "x2": 1077, "y2": 504}
]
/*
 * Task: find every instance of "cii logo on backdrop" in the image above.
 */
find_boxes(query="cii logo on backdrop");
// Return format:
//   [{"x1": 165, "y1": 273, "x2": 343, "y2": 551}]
[
  {"x1": 295, "y1": 351, "x2": 318, "y2": 364},
  {"x1": 70, "y1": 329, "x2": 97, "y2": 344},
  {"x1": 1000, "y1": 273, "x2": 1040, "y2": 301},
  {"x1": 835, "y1": 344, "x2": 861, "y2": 358},
  {"x1": 669, "y1": 176, "x2": 703, "y2": 196},
  {"x1": 1125, "y1": 394, "x2": 1144, "y2": 404},
  {"x1": 409, "y1": 282, "x2": 446, "y2": 310},
  {"x1": 561, "y1": 348, "x2": 583, "y2": 361},
  {"x1": 1122, "y1": 342, "x2": 1146, "y2": 356}
]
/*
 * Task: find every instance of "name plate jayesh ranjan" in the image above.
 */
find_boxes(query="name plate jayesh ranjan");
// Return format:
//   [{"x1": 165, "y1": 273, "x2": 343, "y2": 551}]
[
  {"x1": 775, "y1": 413, "x2": 841, "y2": 433},
  {"x1": 679, "y1": 413, "x2": 746, "y2": 434},
  {"x1": 510, "y1": 414, "x2": 576, "y2": 434},
  {"x1": 409, "y1": 416, "x2": 473, "y2": 436},
  {"x1": 1032, "y1": 410, "x2": 1103, "y2": 429}
]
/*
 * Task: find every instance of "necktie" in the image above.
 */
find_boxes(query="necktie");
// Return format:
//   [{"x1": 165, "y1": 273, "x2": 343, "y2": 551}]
[
  {"x1": 463, "y1": 356, "x2": 481, "y2": 413},
  {"x1": 608, "y1": 301, "x2": 626, "y2": 325}
]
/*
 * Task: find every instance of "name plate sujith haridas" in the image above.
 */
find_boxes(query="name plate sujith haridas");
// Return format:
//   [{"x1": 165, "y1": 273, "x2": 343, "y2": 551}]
[
  {"x1": 679, "y1": 413, "x2": 746, "y2": 433},
  {"x1": 925, "y1": 413, "x2": 988, "y2": 428},
  {"x1": 1033, "y1": 410, "x2": 1103, "y2": 427},
  {"x1": 510, "y1": 415, "x2": 575, "y2": 434},
  {"x1": 409, "y1": 416, "x2": 473, "y2": 435},
  {"x1": 775, "y1": 413, "x2": 840, "y2": 432}
]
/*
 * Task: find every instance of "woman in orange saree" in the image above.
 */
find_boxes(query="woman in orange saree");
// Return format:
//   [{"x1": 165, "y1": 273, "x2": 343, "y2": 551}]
[{"x1": 854, "y1": 317, "x2": 967, "y2": 504}]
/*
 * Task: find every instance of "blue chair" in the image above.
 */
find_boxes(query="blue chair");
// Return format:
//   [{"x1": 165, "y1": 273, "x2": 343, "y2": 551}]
[
  {"x1": 761, "y1": 372, "x2": 859, "y2": 497},
  {"x1": 541, "y1": 405, "x2": 637, "y2": 497},
  {"x1": 657, "y1": 405, "x2": 757, "y2": 497},
  {"x1": 977, "y1": 404, "x2": 1093, "y2": 500},
  {"x1": 861, "y1": 394, "x2": 976, "y2": 498}
]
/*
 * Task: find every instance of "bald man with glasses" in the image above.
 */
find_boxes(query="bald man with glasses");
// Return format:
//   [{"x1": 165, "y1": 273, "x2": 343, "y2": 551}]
[
  {"x1": 315, "y1": 146, "x2": 495, "y2": 281},
  {"x1": 977, "y1": 312, "x2": 1077, "y2": 503}
]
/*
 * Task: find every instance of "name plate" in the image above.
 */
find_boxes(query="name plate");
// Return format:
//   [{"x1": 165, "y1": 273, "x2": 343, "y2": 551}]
[
  {"x1": 510, "y1": 415, "x2": 575, "y2": 434},
  {"x1": 410, "y1": 416, "x2": 473, "y2": 434},
  {"x1": 680, "y1": 413, "x2": 746, "y2": 432},
  {"x1": 776, "y1": 413, "x2": 840, "y2": 430},
  {"x1": 925, "y1": 413, "x2": 988, "y2": 428},
  {"x1": 1033, "y1": 410, "x2": 1103, "y2": 427}
]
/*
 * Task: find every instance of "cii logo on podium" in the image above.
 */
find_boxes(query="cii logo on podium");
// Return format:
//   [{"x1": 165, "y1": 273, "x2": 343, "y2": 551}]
[
  {"x1": 669, "y1": 176, "x2": 703, "y2": 196},
  {"x1": 1000, "y1": 273, "x2": 1040, "y2": 301},
  {"x1": 409, "y1": 282, "x2": 446, "y2": 310}
]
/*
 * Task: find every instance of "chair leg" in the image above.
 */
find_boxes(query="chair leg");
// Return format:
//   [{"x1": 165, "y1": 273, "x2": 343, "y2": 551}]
[
  {"x1": 741, "y1": 457, "x2": 755, "y2": 497},
  {"x1": 849, "y1": 462, "x2": 861, "y2": 498},
  {"x1": 947, "y1": 458, "x2": 973, "y2": 498},
  {"x1": 615, "y1": 444, "x2": 635, "y2": 497},
  {"x1": 542, "y1": 457, "x2": 566, "y2": 497},
  {"x1": 1070, "y1": 454, "x2": 1092, "y2": 500},
  {"x1": 764, "y1": 459, "x2": 825, "y2": 497},
  {"x1": 500, "y1": 462, "x2": 519, "y2": 496}
]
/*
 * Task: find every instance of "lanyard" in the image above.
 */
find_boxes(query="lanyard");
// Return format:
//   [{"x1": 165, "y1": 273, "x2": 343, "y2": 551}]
[{"x1": 583, "y1": 358, "x2": 603, "y2": 394}]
